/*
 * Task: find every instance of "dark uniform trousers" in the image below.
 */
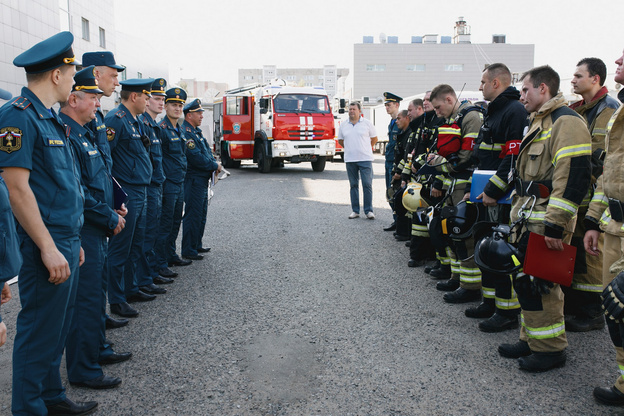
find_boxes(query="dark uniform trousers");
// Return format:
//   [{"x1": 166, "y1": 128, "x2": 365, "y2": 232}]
[
  {"x1": 108, "y1": 184, "x2": 147, "y2": 304},
  {"x1": 156, "y1": 180, "x2": 184, "y2": 267},
  {"x1": 182, "y1": 175, "x2": 209, "y2": 257},
  {"x1": 12, "y1": 236, "x2": 80, "y2": 415},
  {"x1": 137, "y1": 183, "x2": 163, "y2": 285}
]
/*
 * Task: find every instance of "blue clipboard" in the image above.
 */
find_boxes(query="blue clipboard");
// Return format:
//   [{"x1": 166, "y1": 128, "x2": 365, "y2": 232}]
[
  {"x1": 112, "y1": 176, "x2": 128, "y2": 210},
  {"x1": 469, "y1": 170, "x2": 513, "y2": 204}
]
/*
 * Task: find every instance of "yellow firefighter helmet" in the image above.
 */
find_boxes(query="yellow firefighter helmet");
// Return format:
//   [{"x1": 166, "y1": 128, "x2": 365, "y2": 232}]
[{"x1": 402, "y1": 182, "x2": 428, "y2": 212}]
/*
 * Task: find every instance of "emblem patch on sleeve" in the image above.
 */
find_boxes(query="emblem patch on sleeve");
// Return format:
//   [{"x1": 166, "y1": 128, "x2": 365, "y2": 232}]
[
  {"x1": 187, "y1": 139, "x2": 196, "y2": 149},
  {"x1": 0, "y1": 127, "x2": 23, "y2": 153},
  {"x1": 106, "y1": 127, "x2": 116, "y2": 141}
]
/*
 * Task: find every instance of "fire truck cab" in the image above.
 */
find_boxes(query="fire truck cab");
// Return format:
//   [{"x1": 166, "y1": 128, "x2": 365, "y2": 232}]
[{"x1": 214, "y1": 81, "x2": 336, "y2": 173}]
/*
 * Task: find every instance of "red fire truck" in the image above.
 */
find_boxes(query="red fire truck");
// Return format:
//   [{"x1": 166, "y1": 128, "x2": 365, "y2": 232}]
[{"x1": 213, "y1": 81, "x2": 336, "y2": 173}]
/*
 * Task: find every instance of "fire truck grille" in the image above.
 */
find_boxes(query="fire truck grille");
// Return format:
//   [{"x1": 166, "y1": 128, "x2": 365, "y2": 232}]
[{"x1": 287, "y1": 130, "x2": 325, "y2": 138}]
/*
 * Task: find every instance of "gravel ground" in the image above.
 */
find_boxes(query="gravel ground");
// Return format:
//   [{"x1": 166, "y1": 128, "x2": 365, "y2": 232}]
[{"x1": 0, "y1": 155, "x2": 622, "y2": 415}]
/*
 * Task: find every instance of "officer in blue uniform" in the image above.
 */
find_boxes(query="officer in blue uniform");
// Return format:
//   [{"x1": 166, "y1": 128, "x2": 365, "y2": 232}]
[
  {"x1": 61, "y1": 66, "x2": 131, "y2": 390},
  {"x1": 136, "y1": 78, "x2": 173, "y2": 291},
  {"x1": 181, "y1": 99, "x2": 221, "y2": 259},
  {"x1": 0, "y1": 32, "x2": 98, "y2": 416},
  {"x1": 106, "y1": 78, "x2": 156, "y2": 318},
  {"x1": 155, "y1": 88, "x2": 191, "y2": 271},
  {"x1": 383, "y1": 92, "x2": 402, "y2": 231},
  {"x1": 81, "y1": 51, "x2": 127, "y2": 331}
]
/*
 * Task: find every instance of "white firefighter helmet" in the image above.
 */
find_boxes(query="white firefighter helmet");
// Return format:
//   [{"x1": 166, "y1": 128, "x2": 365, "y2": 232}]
[{"x1": 402, "y1": 182, "x2": 428, "y2": 212}]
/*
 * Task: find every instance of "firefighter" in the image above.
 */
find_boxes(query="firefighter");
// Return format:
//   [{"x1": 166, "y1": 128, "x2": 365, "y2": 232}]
[
  {"x1": 106, "y1": 78, "x2": 157, "y2": 318},
  {"x1": 383, "y1": 92, "x2": 402, "y2": 231},
  {"x1": 391, "y1": 110, "x2": 413, "y2": 240},
  {"x1": 564, "y1": 57, "x2": 620, "y2": 332},
  {"x1": 155, "y1": 88, "x2": 191, "y2": 271},
  {"x1": 423, "y1": 84, "x2": 483, "y2": 302},
  {"x1": 585, "y1": 48, "x2": 624, "y2": 405},
  {"x1": 181, "y1": 99, "x2": 221, "y2": 260},
  {"x1": 499, "y1": 65, "x2": 592, "y2": 372},
  {"x1": 464, "y1": 63, "x2": 528, "y2": 330}
]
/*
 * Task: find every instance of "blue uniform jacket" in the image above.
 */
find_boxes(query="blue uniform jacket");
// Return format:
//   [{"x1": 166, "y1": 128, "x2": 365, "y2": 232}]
[
  {"x1": 104, "y1": 104, "x2": 152, "y2": 186},
  {"x1": 0, "y1": 174, "x2": 21, "y2": 323},
  {"x1": 0, "y1": 87, "x2": 84, "y2": 239},
  {"x1": 139, "y1": 112, "x2": 166, "y2": 186},
  {"x1": 62, "y1": 113, "x2": 118, "y2": 234},
  {"x1": 182, "y1": 120, "x2": 218, "y2": 178},
  {"x1": 160, "y1": 117, "x2": 187, "y2": 185},
  {"x1": 385, "y1": 118, "x2": 399, "y2": 163},
  {"x1": 86, "y1": 109, "x2": 112, "y2": 173}
]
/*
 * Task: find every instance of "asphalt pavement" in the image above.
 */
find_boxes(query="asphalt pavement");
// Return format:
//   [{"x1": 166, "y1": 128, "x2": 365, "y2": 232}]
[{"x1": 0, "y1": 155, "x2": 622, "y2": 415}]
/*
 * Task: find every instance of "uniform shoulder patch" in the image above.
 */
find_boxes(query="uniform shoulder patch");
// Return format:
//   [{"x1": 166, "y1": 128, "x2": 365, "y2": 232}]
[
  {"x1": 186, "y1": 139, "x2": 196, "y2": 149},
  {"x1": 115, "y1": 111, "x2": 126, "y2": 119},
  {"x1": 106, "y1": 127, "x2": 116, "y2": 141},
  {"x1": 0, "y1": 127, "x2": 23, "y2": 153},
  {"x1": 185, "y1": 126, "x2": 193, "y2": 133},
  {"x1": 11, "y1": 97, "x2": 31, "y2": 110}
]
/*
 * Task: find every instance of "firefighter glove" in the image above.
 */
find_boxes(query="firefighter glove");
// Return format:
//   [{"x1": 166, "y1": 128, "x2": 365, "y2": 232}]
[{"x1": 603, "y1": 272, "x2": 624, "y2": 322}]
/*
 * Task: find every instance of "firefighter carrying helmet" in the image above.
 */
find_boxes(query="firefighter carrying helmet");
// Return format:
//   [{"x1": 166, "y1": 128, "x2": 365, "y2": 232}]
[
  {"x1": 440, "y1": 200, "x2": 479, "y2": 240},
  {"x1": 402, "y1": 182, "x2": 428, "y2": 212},
  {"x1": 474, "y1": 224, "x2": 523, "y2": 275}
]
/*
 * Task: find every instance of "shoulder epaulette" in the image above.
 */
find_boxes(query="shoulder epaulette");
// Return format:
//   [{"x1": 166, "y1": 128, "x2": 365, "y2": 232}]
[
  {"x1": 185, "y1": 126, "x2": 193, "y2": 133},
  {"x1": 11, "y1": 97, "x2": 31, "y2": 110},
  {"x1": 115, "y1": 110, "x2": 126, "y2": 119}
]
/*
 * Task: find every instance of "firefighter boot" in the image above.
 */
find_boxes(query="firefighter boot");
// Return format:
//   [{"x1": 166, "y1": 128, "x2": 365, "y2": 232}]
[
  {"x1": 593, "y1": 386, "x2": 624, "y2": 406},
  {"x1": 436, "y1": 278, "x2": 460, "y2": 292},
  {"x1": 498, "y1": 340, "x2": 531, "y2": 358},
  {"x1": 565, "y1": 315, "x2": 606, "y2": 332},
  {"x1": 465, "y1": 301, "x2": 495, "y2": 318},
  {"x1": 478, "y1": 313, "x2": 519, "y2": 333},
  {"x1": 443, "y1": 287, "x2": 480, "y2": 303},
  {"x1": 518, "y1": 350, "x2": 566, "y2": 372},
  {"x1": 424, "y1": 260, "x2": 440, "y2": 274},
  {"x1": 429, "y1": 264, "x2": 451, "y2": 280}
]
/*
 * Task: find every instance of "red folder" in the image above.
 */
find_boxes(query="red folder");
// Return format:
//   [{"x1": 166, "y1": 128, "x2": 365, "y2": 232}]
[{"x1": 522, "y1": 232, "x2": 576, "y2": 287}]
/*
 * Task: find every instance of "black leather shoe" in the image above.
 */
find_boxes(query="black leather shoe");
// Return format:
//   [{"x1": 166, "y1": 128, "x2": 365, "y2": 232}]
[
  {"x1": 565, "y1": 315, "x2": 605, "y2": 332},
  {"x1": 99, "y1": 351, "x2": 132, "y2": 365},
  {"x1": 159, "y1": 267, "x2": 178, "y2": 278},
  {"x1": 518, "y1": 350, "x2": 566, "y2": 372},
  {"x1": 405, "y1": 241, "x2": 411, "y2": 247},
  {"x1": 394, "y1": 233, "x2": 410, "y2": 241},
  {"x1": 408, "y1": 259, "x2": 427, "y2": 268},
  {"x1": 183, "y1": 254, "x2": 204, "y2": 260},
  {"x1": 168, "y1": 258, "x2": 192, "y2": 267},
  {"x1": 479, "y1": 313, "x2": 518, "y2": 332},
  {"x1": 104, "y1": 339, "x2": 114, "y2": 348},
  {"x1": 594, "y1": 386, "x2": 624, "y2": 406},
  {"x1": 465, "y1": 302, "x2": 495, "y2": 318},
  {"x1": 105, "y1": 316, "x2": 129, "y2": 329},
  {"x1": 197, "y1": 247, "x2": 211, "y2": 253},
  {"x1": 140, "y1": 283, "x2": 166, "y2": 295},
  {"x1": 444, "y1": 287, "x2": 480, "y2": 303},
  {"x1": 383, "y1": 222, "x2": 396, "y2": 231},
  {"x1": 424, "y1": 260, "x2": 441, "y2": 274},
  {"x1": 110, "y1": 302, "x2": 139, "y2": 318},
  {"x1": 126, "y1": 290, "x2": 156, "y2": 303},
  {"x1": 153, "y1": 275, "x2": 174, "y2": 285},
  {"x1": 46, "y1": 398, "x2": 98, "y2": 416},
  {"x1": 498, "y1": 340, "x2": 531, "y2": 358},
  {"x1": 429, "y1": 265, "x2": 451, "y2": 280},
  {"x1": 70, "y1": 374, "x2": 122, "y2": 390},
  {"x1": 436, "y1": 278, "x2": 460, "y2": 292}
]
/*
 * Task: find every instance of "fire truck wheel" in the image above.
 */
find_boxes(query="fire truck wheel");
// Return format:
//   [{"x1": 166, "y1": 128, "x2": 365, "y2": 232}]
[
  {"x1": 255, "y1": 142, "x2": 271, "y2": 173},
  {"x1": 311, "y1": 156, "x2": 327, "y2": 172}
]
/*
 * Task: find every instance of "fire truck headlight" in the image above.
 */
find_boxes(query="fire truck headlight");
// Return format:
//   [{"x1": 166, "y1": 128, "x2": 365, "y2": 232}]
[
  {"x1": 273, "y1": 143, "x2": 287, "y2": 150},
  {"x1": 327, "y1": 141, "x2": 335, "y2": 149}
]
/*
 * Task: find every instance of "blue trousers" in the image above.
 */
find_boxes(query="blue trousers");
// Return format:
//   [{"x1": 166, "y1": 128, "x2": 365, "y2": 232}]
[
  {"x1": 137, "y1": 184, "x2": 162, "y2": 285},
  {"x1": 12, "y1": 236, "x2": 80, "y2": 415},
  {"x1": 182, "y1": 175, "x2": 209, "y2": 257},
  {"x1": 346, "y1": 161, "x2": 373, "y2": 214},
  {"x1": 156, "y1": 180, "x2": 184, "y2": 267},
  {"x1": 66, "y1": 228, "x2": 107, "y2": 383},
  {"x1": 108, "y1": 185, "x2": 146, "y2": 304}
]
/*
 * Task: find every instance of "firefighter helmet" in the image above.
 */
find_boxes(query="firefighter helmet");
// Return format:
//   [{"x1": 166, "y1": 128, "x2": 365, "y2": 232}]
[
  {"x1": 440, "y1": 201, "x2": 479, "y2": 240},
  {"x1": 474, "y1": 224, "x2": 523, "y2": 275},
  {"x1": 402, "y1": 182, "x2": 428, "y2": 212}
]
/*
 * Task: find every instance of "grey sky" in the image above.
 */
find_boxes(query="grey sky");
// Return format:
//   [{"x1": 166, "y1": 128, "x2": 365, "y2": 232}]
[{"x1": 113, "y1": 0, "x2": 623, "y2": 90}]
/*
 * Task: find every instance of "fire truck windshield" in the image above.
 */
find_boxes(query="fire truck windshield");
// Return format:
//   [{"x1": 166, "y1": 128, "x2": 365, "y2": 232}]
[{"x1": 273, "y1": 94, "x2": 331, "y2": 114}]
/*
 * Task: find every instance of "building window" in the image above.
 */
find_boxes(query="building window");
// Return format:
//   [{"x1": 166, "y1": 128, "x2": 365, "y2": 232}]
[
  {"x1": 243, "y1": 75, "x2": 254, "y2": 80},
  {"x1": 366, "y1": 64, "x2": 386, "y2": 72},
  {"x1": 285, "y1": 75, "x2": 296, "y2": 81},
  {"x1": 303, "y1": 75, "x2": 314, "y2": 81},
  {"x1": 406, "y1": 64, "x2": 426, "y2": 72},
  {"x1": 81, "y1": 18, "x2": 90, "y2": 41},
  {"x1": 444, "y1": 64, "x2": 464, "y2": 72},
  {"x1": 99, "y1": 27, "x2": 106, "y2": 48}
]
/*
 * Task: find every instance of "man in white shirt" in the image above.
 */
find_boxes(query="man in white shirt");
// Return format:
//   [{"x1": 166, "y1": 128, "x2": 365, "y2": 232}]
[{"x1": 338, "y1": 102, "x2": 378, "y2": 219}]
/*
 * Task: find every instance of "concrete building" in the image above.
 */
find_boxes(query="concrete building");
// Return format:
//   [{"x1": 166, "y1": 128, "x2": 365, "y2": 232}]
[
  {"x1": 354, "y1": 17, "x2": 534, "y2": 102},
  {"x1": 238, "y1": 65, "x2": 349, "y2": 98}
]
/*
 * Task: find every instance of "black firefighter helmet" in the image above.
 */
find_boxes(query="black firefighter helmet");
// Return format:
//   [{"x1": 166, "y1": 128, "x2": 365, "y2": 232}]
[
  {"x1": 440, "y1": 200, "x2": 479, "y2": 240},
  {"x1": 474, "y1": 224, "x2": 523, "y2": 275}
]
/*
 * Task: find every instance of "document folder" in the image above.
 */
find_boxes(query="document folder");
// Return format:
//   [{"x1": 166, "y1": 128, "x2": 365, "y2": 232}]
[
  {"x1": 112, "y1": 176, "x2": 128, "y2": 210},
  {"x1": 469, "y1": 170, "x2": 513, "y2": 204},
  {"x1": 522, "y1": 232, "x2": 576, "y2": 287}
]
